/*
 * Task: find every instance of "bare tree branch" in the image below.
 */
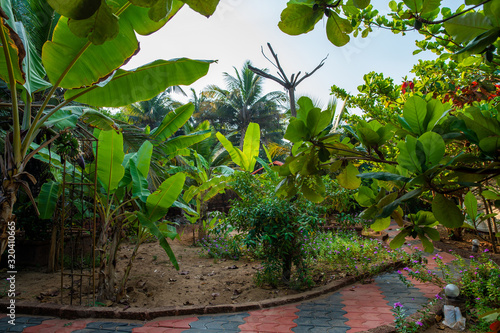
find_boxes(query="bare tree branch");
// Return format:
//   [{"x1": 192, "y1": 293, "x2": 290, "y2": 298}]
[{"x1": 249, "y1": 43, "x2": 328, "y2": 118}]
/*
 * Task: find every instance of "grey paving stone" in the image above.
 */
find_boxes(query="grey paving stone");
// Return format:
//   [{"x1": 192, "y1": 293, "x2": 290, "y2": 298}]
[
  {"x1": 0, "y1": 316, "x2": 54, "y2": 332},
  {"x1": 73, "y1": 321, "x2": 142, "y2": 332},
  {"x1": 293, "y1": 291, "x2": 349, "y2": 332},
  {"x1": 187, "y1": 313, "x2": 247, "y2": 331}
]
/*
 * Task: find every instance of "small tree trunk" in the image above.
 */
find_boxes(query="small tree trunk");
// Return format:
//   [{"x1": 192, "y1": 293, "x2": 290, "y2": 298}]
[
  {"x1": 116, "y1": 235, "x2": 142, "y2": 301},
  {"x1": 288, "y1": 88, "x2": 296, "y2": 118},
  {"x1": 0, "y1": 179, "x2": 19, "y2": 259},
  {"x1": 97, "y1": 220, "x2": 123, "y2": 301},
  {"x1": 47, "y1": 223, "x2": 58, "y2": 272},
  {"x1": 282, "y1": 253, "x2": 292, "y2": 284}
]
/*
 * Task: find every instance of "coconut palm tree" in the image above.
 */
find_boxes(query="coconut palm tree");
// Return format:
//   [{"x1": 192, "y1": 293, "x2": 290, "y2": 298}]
[
  {"x1": 120, "y1": 91, "x2": 182, "y2": 129},
  {"x1": 204, "y1": 61, "x2": 286, "y2": 149}
]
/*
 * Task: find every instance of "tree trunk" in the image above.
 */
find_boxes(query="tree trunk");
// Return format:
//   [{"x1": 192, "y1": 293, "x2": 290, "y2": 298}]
[
  {"x1": 282, "y1": 253, "x2": 292, "y2": 284},
  {"x1": 47, "y1": 223, "x2": 58, "y2": 272},
  {"x1": 239, "y1": 125, "x2": 247, "y2": 150},
  {"x1": 0, "y1": 179, "x2": 19, "y2": 258},
  {"x1": 288, "y1": 88, "x2": 297, "y2": 118},
  {"x1": 97, "y1": 219, "x2": 123, "y2": 301},
  {"x1": 116, "y1": 235, "x2": 142, "y2": 301}
]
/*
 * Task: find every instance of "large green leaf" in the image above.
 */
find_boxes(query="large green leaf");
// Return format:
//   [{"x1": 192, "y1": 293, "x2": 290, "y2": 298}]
[
  {"x1": 301, "y1": 175, "x2": 325, "y2": 203},
  {"x1": 444, "y1": 12, "x2": 493, "y2": 44},
  {"x1": 0, "y1": 11, "x2": 25, "y2": 86},
  {"x1": 37, "y1": 181, "x2": 60, "y2": 219},
  {"x1": 432, "y1": 193, "x2": 464, "y2": 228},
  {"x1": 355, "y1": 185, "x2": 376, "y2": 207},
  {"x1": 146, "y1": 172, "x2": 186, "y2": 222},
  {"x1": 460, "y1": 107, "x2": 500, "y2": 140},
  {"x1": 424, "y1": 99, "x2": 445, "y2": 131},
  {"x1": 403, "y1": 96, "x2": 427, "y2": 135},
  {"x1": 278, "y1": 4, "x2": 322, "y2": 35},
  {"x1": 479, "y1": 136, "x2": 500, "y2": 155},
  {"x1": 371, "y1": 217, "x2": 391, "y2": 232},
  {"x1": 44, "y1": 106, "x2": 82, "y2": 130},
  {"x1": 129, "y1": 159, "x2": 149, "y2": 202},
  {"x1": 14, "y1": 21, "x2": 51, "y2": 95},
  {"x1": 150, "y1": 103, "x2": 194, "y2": 142},
  {"x1": 64, "y1": 59, "x2": 213, "y2": 107},
  {"x1": 67, "y1": 1, "x2": 119, "y2": 45},
  {"x1": 42, "y1": 16, "x2": 138, "y2": 89},
  {"x1": 161, "y1": 130, "x2": 211, "y2": 157},
  {"x1": 46, "y1": 0, "x2": 101, "y2": 20},
  {"x1": 464, "y1": 191, "x2": 477, "y2": 221},
  {"x1": 182, "y1": 0, "x2": 219, "y2": 17},
  {"x1": 120, "y1": 0, "x2": 183, "y2": 34},
  {"x1": 284, "y1": 118, "x2": 308, "y2": 142},
  {"x1": 353, "y1": 0, "x2": 370, "y2": 9},
  {"x1": 336, "y1": 163, "x2": 361, "y2": 189},
  {"x1": 421, "y1": 0, "x2": 441, "y2": 14},
  {"x1": 80, "y1": 109, "x2": 119, "y2": 131},
  {"x1": 216, "y1": 132, "x2": 248, "y2": 170},
  {"x1": 418, "y1": 131, "x2": 445, "y2": 169},
  {"x1": 326, "y1": 12, "x2": 352, "y2": 47},
  {"x1": 390, "y1": 228, "x2": 410, "y2": 249},
  {"x1": 136, "y1": 211, "x2": 178, "y2": 269},
  {"x1": 133, "y1": 140, "x2": 153, "y2": 178},
  {"x1": 242, "y1": 122, "x2": 260, "y2": 172},
  {"x1": 403, "y1": 0, "x2": 423, "y2": 12},
  {"x1": 397, "y1": 135, "x2": 422, "y2": 173},
  {"x1": 97, "y1": 130, "x2": 125, "y2": 193}
]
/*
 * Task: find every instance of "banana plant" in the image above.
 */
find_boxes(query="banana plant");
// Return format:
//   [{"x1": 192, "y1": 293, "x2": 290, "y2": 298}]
[
  {"x1": 92, "y1": 130, "x2": 186, "y2": 301},
  {"x1": 216, "y1": 122, "x2": 261, "y2": 172},
  {"x1": 0, "y1": 0, "x2": 218, "y2": 256}
]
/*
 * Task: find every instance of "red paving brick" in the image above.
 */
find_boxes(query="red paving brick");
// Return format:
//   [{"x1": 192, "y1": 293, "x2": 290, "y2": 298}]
[
  {"x1": 240, "y1": 305, "x2": 299, "y2": 332},
  {"x1": 341, "y1": 283, "x2": 393, "y2": 332}
]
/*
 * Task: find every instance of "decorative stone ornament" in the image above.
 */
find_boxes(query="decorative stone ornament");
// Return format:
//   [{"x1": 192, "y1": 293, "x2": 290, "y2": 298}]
[
  {"x1": 445, "y1": 284, "x2": 460, "y2": 298},
  {"x1": 472, "y1": 239, "x2": 480, "y2": 253}
]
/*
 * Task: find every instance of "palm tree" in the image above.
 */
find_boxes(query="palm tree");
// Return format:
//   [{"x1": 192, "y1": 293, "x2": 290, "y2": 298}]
[
  {"x1": 120, "y1": 91, "x2": 182, "y2": 129},
  {"x1": 204, "y1": 61, "x2": 286, "y2": 149}
]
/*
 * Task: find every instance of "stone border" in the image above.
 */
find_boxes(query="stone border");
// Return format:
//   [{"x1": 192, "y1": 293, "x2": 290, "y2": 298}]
[{"x1": 0, "y1": 261, "x2": 404, "y2": 320}]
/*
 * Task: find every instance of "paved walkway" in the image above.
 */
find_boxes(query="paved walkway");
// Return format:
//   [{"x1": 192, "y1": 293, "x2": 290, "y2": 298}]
[{"x1": 0, "y1": 225, "x2": 456, "y2": 332}]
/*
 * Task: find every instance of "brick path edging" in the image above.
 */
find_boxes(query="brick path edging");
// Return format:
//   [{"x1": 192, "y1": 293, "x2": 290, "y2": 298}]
[{"x1": 0, "y1": 261, "x2": 404, "y2": 320}]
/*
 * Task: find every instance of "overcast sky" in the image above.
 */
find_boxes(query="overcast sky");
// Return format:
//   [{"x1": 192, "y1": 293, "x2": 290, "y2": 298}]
[{"x1": 124, "y1": 0, "x2": 441, "y2": 108}]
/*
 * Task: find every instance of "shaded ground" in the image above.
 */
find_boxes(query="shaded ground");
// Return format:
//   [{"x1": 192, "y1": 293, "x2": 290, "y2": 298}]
[{"x1": 4, "y1": 224, "x2": 305, "y2": 308}]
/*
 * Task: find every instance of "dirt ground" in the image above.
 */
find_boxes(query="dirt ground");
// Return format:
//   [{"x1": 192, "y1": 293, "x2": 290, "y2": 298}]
[{"x1": 4, "y1": 224, "x2": 307, "y2": 308}]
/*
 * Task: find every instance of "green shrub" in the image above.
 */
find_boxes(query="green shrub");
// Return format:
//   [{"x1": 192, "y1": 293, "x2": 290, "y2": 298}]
[
  {"x1": 228, "y1": 171, "x2": 324, "y2": 288},
  {"x1": 320, "y1": 176, "x2": 361, "y2": 215}
]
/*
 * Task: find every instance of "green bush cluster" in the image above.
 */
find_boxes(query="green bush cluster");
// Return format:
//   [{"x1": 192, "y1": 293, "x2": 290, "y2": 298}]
[{"x1": 227, "y1": 171, "x2": 325, "y2": 288}]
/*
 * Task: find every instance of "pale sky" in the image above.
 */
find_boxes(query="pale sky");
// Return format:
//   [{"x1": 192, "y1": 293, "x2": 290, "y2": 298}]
[{"x1": 124, "y1": 0, "x2": 441, "y2": 108}]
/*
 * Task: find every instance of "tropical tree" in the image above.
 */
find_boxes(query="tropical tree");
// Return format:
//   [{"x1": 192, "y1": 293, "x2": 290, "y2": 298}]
[
  {"x1": 0, "y1": 0, "x2": 219, "y2": 258},
  {"x1": 119, "y1": 91, "x2": 182, "y2": 129},
  {"x1": 204, "y1": 61, "x2": 286, "y2": 148},
  {"x1": 275, "y1": 1, "x2": 500, "y2": 254}
]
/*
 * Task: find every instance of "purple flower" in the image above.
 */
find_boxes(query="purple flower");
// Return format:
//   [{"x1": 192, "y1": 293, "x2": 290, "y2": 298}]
[
  {"x1": 393, "y1": 302, "x2": 403, "y2": 308},
  {"x1": 484, "y1": 249, "x2": 490, "y2": 253},
  {"x1": 435, "y1": 294, "x2": 443, "y2": 300},
  {"x1": 416, "y1": 321, "x2": 423, "y2": 326}
]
